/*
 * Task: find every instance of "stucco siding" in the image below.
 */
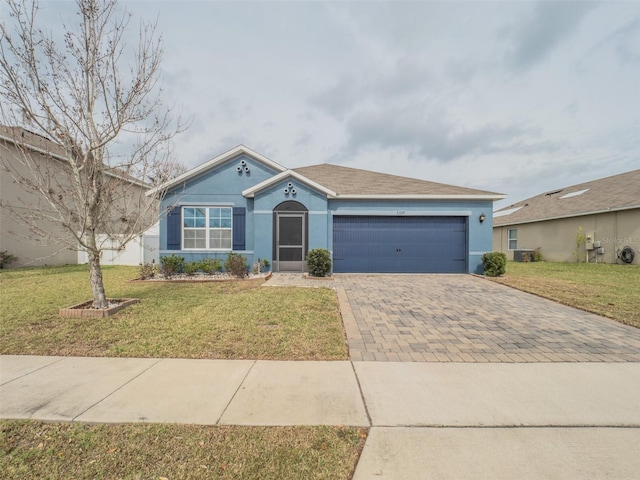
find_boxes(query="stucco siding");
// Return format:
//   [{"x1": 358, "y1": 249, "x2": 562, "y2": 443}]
[
  {"x1": 1, "y1": 140, "x2": 152, "y2": 268},
  {"x1": 493, "y1": 209, "x2": 640, "y2": 265}
]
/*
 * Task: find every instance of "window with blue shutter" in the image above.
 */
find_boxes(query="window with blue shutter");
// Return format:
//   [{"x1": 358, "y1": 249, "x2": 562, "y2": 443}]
[{"x1": 233, "y1": 207, "x2": 246, "y2": 251}]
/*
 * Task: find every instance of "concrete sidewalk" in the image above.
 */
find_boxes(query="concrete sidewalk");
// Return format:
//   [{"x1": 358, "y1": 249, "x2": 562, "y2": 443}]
[{"x1": 2, "y1": 355, "x2": 640, "y2": 478}]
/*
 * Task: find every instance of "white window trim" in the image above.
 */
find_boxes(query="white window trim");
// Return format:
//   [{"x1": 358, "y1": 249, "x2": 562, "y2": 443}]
[
  {"x1": 182, "y1": 206, "x2": 233, "y2": 251},
  {"x1": 508, "y1": 228, "x2": 518, "y2": 250}
]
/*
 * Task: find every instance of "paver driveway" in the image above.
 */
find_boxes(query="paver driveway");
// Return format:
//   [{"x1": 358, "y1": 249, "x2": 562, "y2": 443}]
[{"x1": 334, "y1": 274, "x2": 640, "y2": 362}]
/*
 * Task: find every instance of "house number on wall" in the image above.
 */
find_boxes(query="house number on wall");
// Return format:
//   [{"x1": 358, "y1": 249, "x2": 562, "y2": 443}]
[{"x1": 397, "y1": 210, "x2": 405, "y2": 215}]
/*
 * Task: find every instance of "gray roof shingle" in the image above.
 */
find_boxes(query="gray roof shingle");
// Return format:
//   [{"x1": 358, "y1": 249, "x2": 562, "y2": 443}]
[
  {"x1": 493, "y1": 169, "x2": 640, "y2": 226},
  {"x1": 293, "y1": 163, "x2": 501, "y2": 197}
]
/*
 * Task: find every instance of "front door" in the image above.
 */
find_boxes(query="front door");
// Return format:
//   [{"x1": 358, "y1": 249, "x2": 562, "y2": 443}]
[{"x1": 277, "y1": 213, "x2": 305, "y2": 272}]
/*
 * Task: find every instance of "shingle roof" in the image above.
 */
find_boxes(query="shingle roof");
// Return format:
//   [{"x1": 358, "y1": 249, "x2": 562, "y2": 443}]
[
  {"x1": 0, "y1": 125, "x2": 67, "y2": 158},
  {"x1": 292, "y1": 163, "x2": 502, "y2": 198},
  {"x1": 0, "y1": 124, "x2": 148, "y2": 187},
  {"x1": 493, "y1": 169, "x2": 640, "y2": 226}
]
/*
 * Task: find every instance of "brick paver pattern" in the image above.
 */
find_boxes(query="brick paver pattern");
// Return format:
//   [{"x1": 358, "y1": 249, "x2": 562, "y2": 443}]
[{"x1": 266, "y1": 273, "x2": 640, "y2": 362}]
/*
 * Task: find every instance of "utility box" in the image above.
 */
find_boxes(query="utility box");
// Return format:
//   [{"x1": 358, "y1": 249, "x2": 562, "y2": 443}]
[
  {"x1": 597, "y1": 247, "x2": 605, "y2": 255},
  {"x1": 585, "y1": 232, "x2": 594, "y2": 250}
]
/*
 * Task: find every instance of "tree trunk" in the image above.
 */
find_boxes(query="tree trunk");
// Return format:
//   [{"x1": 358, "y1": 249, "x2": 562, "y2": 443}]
[{"x1": 87, "y1": 250, "x2": 108, "y2": 309}]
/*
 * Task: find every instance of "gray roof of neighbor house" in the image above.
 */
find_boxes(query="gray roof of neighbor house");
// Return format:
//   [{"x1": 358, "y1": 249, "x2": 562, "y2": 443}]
[
  {"x1": 0, "y1": 125, "x2": 67, "y2": 157},
  {"x1": 292, "y1": 163, "x2": 502, "y2": 198},
  {"x1": 0, "y1": 124, "x2": 149, "y2": 187},
  {"x1": 493, "y1": 169, "x2": 640, "y2": 227}
]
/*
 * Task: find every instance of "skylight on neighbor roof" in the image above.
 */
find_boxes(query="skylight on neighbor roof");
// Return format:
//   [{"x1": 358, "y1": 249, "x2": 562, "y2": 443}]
[
  {"x1": 559, "y1": 189, "x2": 589, "y2": 199},
  {"x1": 493, "y1": 206, "x2": 523, "y2": 218}
]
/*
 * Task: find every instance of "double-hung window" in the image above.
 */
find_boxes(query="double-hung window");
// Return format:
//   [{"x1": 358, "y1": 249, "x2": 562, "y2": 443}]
[
  {"x1": 508, "y1": 228, "x2": 517, "y2": 250},
  {"x1": 183, "y1": 207, "x2": 232, "y2": 250}
]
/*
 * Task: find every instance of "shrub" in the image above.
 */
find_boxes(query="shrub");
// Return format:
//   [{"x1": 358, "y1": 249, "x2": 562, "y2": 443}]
[
  {"x1": 532, "y1": 247, "x2": 543, "y2": 262},
  {"x1": 160, "y1": 254, "x2": 184, "y2": 278},
  {"x1": 199, "y1": 258, "x2": 222, "y2": 275},
  {"x1": 0, "y1": 250, "x2": 18, "y2": 268},
  {"x1": 138, "y1": 262, "x2": 158, "y2": 279},
  {"x1": 482, "y1": 252, "x2": 506, "y2": 277},
  {"x1": 225, "y1": 252, "x2": 248, "y2": 278},
  {"x1": 306, "y1": 248, "x2": 332, "y2": 277},
  {"x1": 182, "y1": 261, "x2": 200, "y2": 276},
  {"x1": 252, "y1": 258, "x2": 271, "y2": 275}
]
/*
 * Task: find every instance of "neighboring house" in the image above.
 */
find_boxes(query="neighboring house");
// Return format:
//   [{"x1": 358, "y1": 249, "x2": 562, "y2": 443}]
[
  {"x1": 149, "y1": 146, "x2": 504, "y2": 274},
  {"x1": 493, "y1": 170, "x2": 640, "y2": 265},
  {"x1": 0, "y1": 125, "x2": 155, "y2": 268}
]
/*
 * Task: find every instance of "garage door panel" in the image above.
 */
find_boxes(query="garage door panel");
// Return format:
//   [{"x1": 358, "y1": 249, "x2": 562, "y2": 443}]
[{"x1": 333, "y1": 216, "x2": 466, "y2": 273}]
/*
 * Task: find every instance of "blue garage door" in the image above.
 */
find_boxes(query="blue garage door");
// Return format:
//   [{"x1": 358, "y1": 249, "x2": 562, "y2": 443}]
[{"x1": 333, "y1": 216, "x2": 467, "y2": 273}]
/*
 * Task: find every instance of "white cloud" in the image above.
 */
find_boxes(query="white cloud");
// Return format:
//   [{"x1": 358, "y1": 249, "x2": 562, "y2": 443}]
[{"x1": 4, "y1": 0, "x2": 639, "y2": 209}]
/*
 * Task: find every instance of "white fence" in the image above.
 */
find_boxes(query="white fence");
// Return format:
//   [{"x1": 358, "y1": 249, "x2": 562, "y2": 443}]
[{"x1": 77, "y1": 226, "x2": 159, "y2": 266}]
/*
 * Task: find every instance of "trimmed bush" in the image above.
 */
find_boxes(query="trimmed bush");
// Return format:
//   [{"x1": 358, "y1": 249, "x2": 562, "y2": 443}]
[
  {"x1": 225, "y1": 252, "x2": 248, "y2": 278},
  {"x1": 306, "y1": 248, "x2": 332, "y2": 277},
  {"x1": 160, "y1": 254, "x2": 184, "y2": 278},
  {"x1": 252, "y1": 258, "x2": 271, "y2": 275},
  {"x1": 182, "y1": 261, "x2": 200, "y2": 276},
  {"x1": 482, "y1": 252, "x2": 507, "y2": 277},
  {"x1": 138, "y1": 262, "x2": 158, "y2": 279},
  {"x1": 199, "y1": 258, "x2": 222, "y2": 275}
]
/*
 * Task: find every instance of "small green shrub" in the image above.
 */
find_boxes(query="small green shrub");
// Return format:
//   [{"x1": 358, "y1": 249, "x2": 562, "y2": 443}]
[
  {"x1": 225, "y1": 252, "x2": 248, "y2": 278},
  {"x1": 138, "y1": 262, "x2": 158, "y2": 279},
  {"x1": 160, "y1": 254, "x2": 184, "y2": 278},
  {"x1": 306, "y1": 248, "x2": 332, "y2": 277},
  {"x1": 0, "y1": 250, "x2": 18, "y2": 268},
  {"x1": 182, "y1": 261, "x2": 200, "y2": 276},
  {"x1": 532, "y1": 247, "x2": 543, "y2": 262},
  {"x1": 199, "y1": 258, "x2": 222, "y2": 274},
  {"x1": 252, "y1": 258, "x2": 271, "y2": 275},
  {"x1": 482, "y1": 252, "x2": 506, "y2": 277}
]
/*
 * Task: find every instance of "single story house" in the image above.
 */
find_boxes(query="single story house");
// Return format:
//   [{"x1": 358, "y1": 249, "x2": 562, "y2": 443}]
[
  {"x1": 493, "y1": 169, "x2": 640, "y2": 265},
  {"x1": 149, "y1": 146, "x2": 504, "y2": 274}
]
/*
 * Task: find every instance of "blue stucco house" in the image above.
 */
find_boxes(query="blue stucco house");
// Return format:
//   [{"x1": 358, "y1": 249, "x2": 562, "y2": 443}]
[{"x1": 148, "y1": 146, "x2": 504, "y2": 274}]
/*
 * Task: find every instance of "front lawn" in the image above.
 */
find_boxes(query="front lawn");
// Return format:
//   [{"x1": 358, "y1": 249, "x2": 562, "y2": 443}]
[
  {"x1": 0, "y1": 265, "x2": 347, "y2": 360},
  {"x1": 489, "y1": 261, "x2": 639, "y2": 328},
  {"x1": 0, "y1": 420, "x2": 367, "y2": 480}
]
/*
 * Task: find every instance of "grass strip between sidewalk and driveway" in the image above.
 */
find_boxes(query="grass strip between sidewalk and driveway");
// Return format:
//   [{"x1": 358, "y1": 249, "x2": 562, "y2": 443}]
[
  {"x1": 489, "y1": 261, "x2": 639, "y2": 328},
  {"x1": 0, "y1": 420, "x2": 368, "y2": 480},
  {"x1": 0, "y1": 265, "x2": 347, "y2": 360}
]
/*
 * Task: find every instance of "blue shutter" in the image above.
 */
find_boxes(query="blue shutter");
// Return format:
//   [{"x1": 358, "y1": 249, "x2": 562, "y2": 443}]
[
  {"x1": 233, "y1": 207, "x2": 246, "y2": 250},
  {"x1": 167, "y1": 207, "x2": 181, "y2": 250}
]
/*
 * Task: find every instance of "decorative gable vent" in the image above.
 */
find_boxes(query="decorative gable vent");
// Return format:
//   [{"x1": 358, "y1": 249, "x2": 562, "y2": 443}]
[
  {"x1": 284, "y1": 182, "x2": 297, "y2": 196},
  {"x1": 236, "y1": 159, "x2": 250, "y2": 174}
]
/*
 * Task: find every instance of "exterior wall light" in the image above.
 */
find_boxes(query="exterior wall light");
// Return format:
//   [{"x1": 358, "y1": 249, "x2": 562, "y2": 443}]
[{"x1": 479, "y1": 213, "x2": 486, "y2": 223}]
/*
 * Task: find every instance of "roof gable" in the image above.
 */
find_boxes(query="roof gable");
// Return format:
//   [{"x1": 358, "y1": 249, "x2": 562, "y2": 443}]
[
  {"x1": 242, "y1": 170, "x2": 336, "y2": 198},
  {"x1": 494, "y1": 169, "x2": 640, "y2": 226},
  {"x1": 147, "y1": 145, "x2": 286, "y2": 196}
]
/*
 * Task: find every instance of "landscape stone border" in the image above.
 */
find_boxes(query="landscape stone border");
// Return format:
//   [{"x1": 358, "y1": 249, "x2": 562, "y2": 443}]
[
  {"x1": 129, "y1": 272, "x2": 272, "y2": 283},
  {"x1": 59, "y1": 298, "x2": 140, "y2": 318}
]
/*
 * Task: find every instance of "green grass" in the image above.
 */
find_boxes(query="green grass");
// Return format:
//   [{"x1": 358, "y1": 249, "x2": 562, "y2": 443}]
[
  {"x1": 0, "y1": 265, "x2": 347, "y2": 360},
  {"x1": 489, "y1": 261, "x2": 640, "y2": 328},
  {"x1": 0, "y1": 420, "x2": 367, "y2": 480}
]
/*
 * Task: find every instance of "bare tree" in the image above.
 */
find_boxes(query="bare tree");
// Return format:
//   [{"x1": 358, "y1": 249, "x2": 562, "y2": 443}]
[{"x1": 0, "y1": 0, "x2": 185, "y2": 308}]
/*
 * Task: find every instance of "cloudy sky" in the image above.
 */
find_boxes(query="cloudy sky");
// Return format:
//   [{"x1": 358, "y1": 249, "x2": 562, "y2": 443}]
[{"x1": 7, "y1": 1, "x2": 640, "y2": 208}]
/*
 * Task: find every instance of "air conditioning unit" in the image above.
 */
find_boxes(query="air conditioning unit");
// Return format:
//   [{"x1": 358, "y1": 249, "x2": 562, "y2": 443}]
[{"x1": 513, "y1": 250, "x2": 535, "y2": 262}]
